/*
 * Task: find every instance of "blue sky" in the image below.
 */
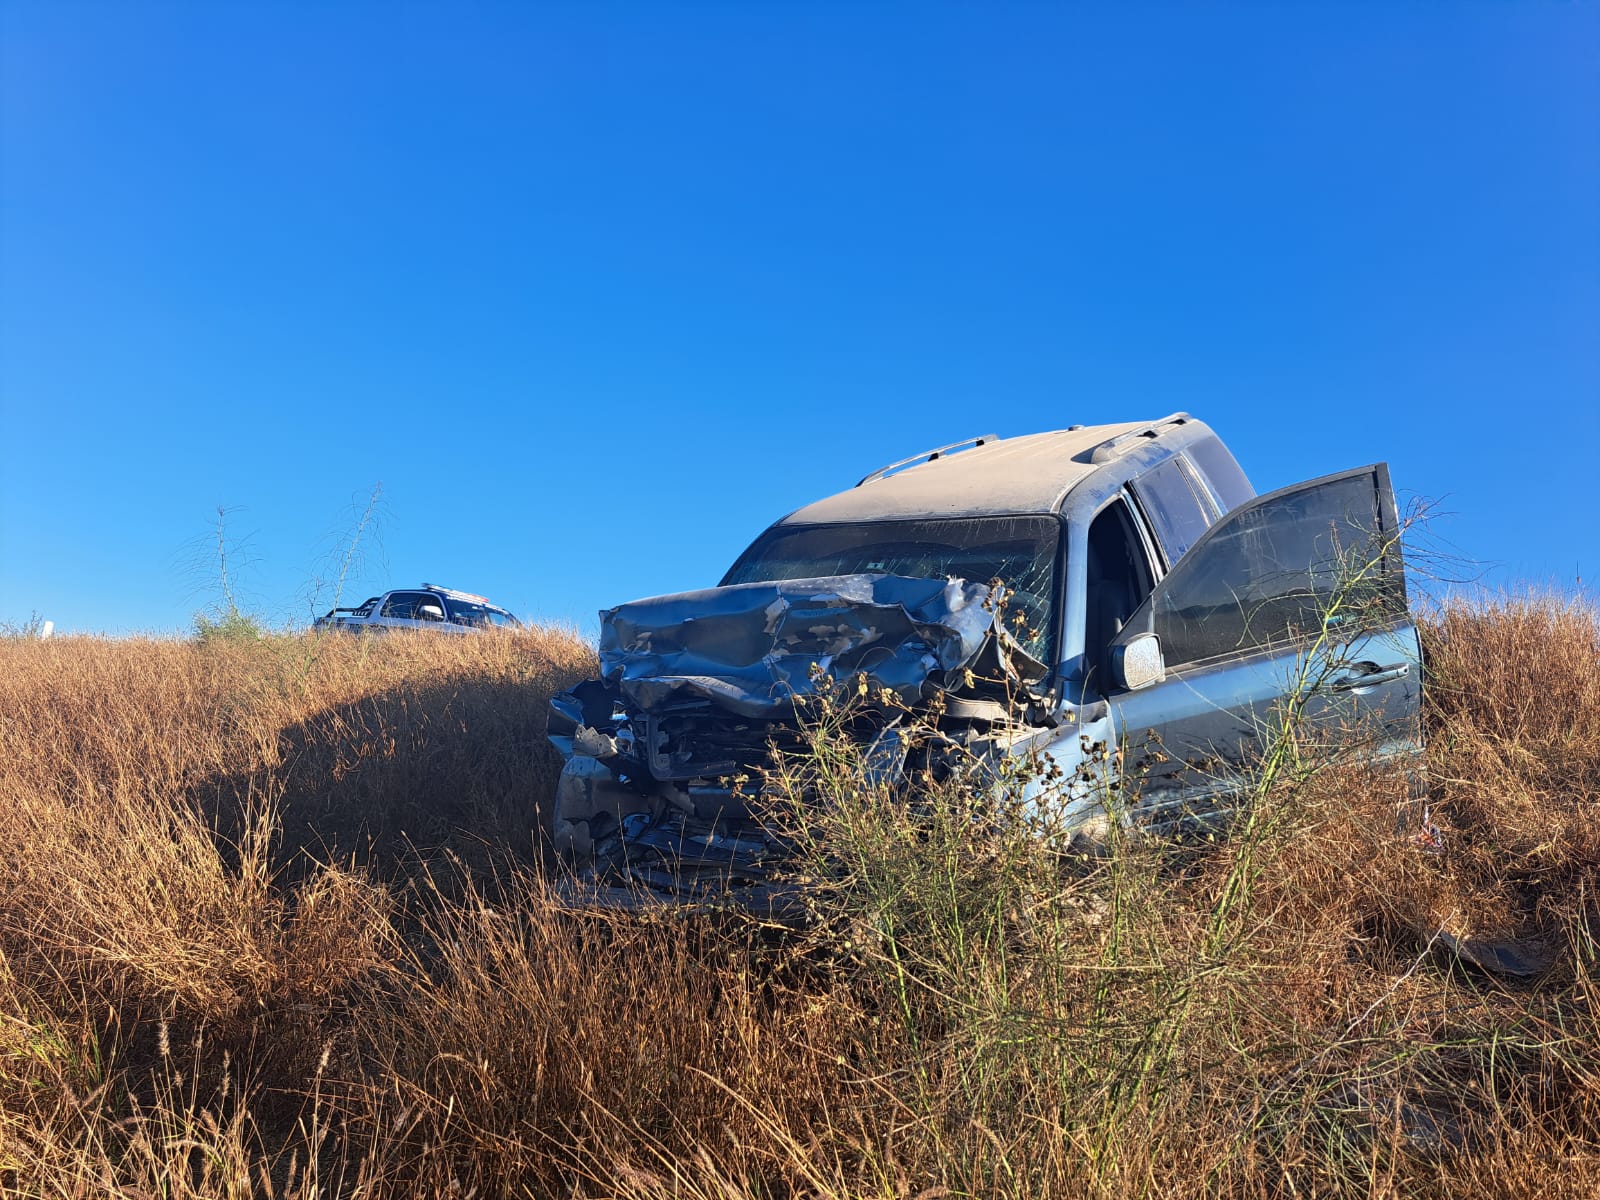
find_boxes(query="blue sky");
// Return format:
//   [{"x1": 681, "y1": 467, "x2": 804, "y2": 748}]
[{"x1": 2, "y1": 2, "x2": 1595, "y2": 637}]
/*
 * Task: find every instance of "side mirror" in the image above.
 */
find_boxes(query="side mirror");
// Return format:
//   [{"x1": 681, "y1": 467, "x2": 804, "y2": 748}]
[
  {"x1": 418, "y1": 604, "x2": 446, "y2": 622},
  {"x1": 1114, "y1": 633, "x2": 1166, "y2": 691}
]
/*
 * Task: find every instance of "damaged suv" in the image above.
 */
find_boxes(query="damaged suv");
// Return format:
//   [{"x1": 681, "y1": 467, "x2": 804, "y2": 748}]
[{"x1": 548, "y1": 414, "x2": 1423, "y2": 908}]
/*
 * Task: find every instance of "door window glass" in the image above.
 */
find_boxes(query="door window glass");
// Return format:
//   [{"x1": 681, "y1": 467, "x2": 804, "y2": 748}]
[
  {"x1": 1132, "y1": 458, "x2": 1213, "y2": 566},
  {"x1": 445, "y1": 597, "x2": 521, "y2": 628},
  {"x1": 381, "y1": 593, "x2": 427, "y2": 619},
  {"x1": 1185, "y1": 436, "x2": 1255, "y2": 512},
  {"x1": 1149, "y1": 471, "x2": 1401, "y2": 667}
]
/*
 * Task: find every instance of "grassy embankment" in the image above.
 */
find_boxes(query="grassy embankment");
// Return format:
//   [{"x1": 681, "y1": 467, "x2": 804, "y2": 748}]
[{"x1": 1, "y1": 597, "x2": 1597, "y2": 1198}]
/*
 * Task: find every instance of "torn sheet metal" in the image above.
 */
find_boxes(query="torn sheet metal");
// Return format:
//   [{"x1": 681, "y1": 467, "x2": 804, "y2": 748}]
[
  {"x1": 597, "y1": 573, "x2": 1004, "y2": 719},
  {"x1": 1434, "y1": 928, "x2": 1552, "y2": 978},
  {"x1": 545, "y1": 571, "x2": 1056, "y2": 909}
]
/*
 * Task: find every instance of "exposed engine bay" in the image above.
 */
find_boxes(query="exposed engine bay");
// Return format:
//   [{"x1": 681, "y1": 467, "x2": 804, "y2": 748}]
[{"x1": 546, "y1": 573, "x2": 1054, "y2": 911}]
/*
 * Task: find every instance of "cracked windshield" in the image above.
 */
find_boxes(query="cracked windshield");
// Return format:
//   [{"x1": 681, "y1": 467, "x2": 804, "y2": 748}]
[{"x1": 722, "y1": 515, "x2": 1060, "y2": 659}]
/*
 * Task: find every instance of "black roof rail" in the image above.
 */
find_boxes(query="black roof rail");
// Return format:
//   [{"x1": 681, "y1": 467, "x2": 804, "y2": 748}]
[
  {"x1": 1088, "y1": 412, "x2": 1192, "y2": 464},
  {"x1": 856, "y1": 433, "x2": 1001, "y2": 488}
]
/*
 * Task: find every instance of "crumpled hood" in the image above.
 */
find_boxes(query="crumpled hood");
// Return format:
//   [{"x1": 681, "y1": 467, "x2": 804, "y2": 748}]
[{"x1": 599, "y1": 573, "x2": 1006, "y2": 718}]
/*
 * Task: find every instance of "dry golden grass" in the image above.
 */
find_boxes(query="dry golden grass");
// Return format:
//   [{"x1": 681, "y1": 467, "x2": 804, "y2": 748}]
[{"x1": 0, "y1": 598, "x2": 1596, "y2": 1198}]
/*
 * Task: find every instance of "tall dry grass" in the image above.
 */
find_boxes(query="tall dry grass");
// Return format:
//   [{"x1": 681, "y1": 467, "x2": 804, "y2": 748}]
[{"x1": 0, "y1": 597, "x2": 1596, "y2": 1198}]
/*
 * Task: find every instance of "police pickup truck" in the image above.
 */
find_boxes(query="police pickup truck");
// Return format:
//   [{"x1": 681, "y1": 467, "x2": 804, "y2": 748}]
[{"x1": 314, "y1": 584, "x2": 522, "y2": 634}]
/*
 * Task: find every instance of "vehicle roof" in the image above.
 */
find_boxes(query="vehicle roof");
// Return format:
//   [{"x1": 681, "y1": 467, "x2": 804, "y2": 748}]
[{"x1": 779, "y1": 416, "x2": 1212, "y2": 525}]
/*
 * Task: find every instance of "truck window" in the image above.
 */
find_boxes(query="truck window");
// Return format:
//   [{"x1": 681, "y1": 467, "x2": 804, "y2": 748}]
[
  {"x1": 722, "y1": 515, "x2": 1061, "y2": 660},
  {"x1": 381, "y1": 592, "x2": 429, "y2": 619},
  {"x1": 1131, "y1": 458, "x2": 1213, "y2": 567},
  {"x1": 1184, "y1": 436, "x2": 1254, "y2": 513},
  {"x1": 445, "y1": 596, "x2": 520, "y2": 628},
  {"x1": 1084, "y1": 498, "x2": 1157, "y2": 688},
  {"x1": 1148, "y1": 469, "x2": 1403, "y2": 667}
]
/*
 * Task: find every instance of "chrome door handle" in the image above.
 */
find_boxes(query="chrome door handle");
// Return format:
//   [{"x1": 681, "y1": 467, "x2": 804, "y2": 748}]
[{"x1": 1330, "y1": 662, "x2": 1410, "y2": 691}]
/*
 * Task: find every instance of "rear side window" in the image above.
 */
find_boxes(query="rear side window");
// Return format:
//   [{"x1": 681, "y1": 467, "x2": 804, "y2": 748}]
[
  {"x1": 1150, "y1": 470, "x2": 1401, "y2": 667},
  {"x1": 1132, "y1": 458, "x2": 1213, "y2": 567},
  {"x1": 1185, "y1": 436, "x2": 1254, "y2": 512}
]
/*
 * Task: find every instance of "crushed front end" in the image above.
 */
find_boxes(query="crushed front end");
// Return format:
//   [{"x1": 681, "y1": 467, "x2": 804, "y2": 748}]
[{"x1": 545, "y1": 573, "x2": 1051, "y2": 913}]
